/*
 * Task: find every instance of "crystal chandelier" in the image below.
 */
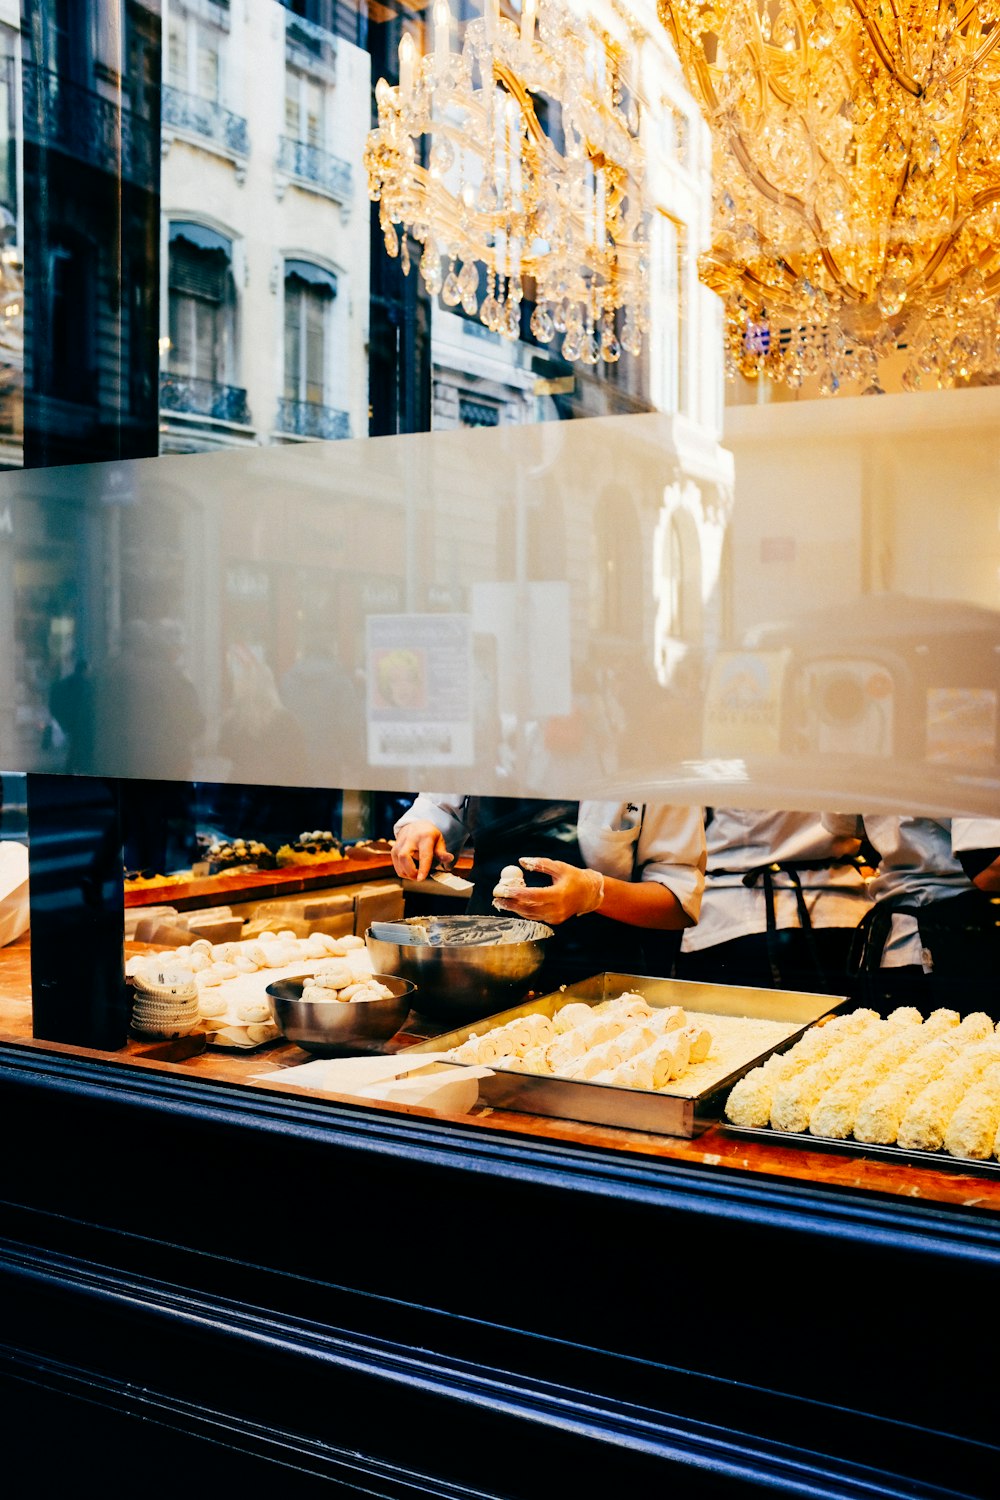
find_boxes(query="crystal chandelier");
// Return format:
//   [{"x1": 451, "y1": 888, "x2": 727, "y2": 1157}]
[
  {"x1": 364, "y1": 0, "x2": 650, "y2": 365},
  {"x1": 658, "y1": 0, "x2": 1000, "y2": 392}
]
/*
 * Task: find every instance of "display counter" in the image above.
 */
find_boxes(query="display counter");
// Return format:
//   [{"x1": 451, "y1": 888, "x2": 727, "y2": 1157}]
[{"x1": 3, "y1": 930, "x2": 1000, "y2": 1496}]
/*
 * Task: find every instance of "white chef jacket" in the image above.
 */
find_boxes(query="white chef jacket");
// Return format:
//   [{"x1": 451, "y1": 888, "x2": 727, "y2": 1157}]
[
  {"x1": 680, "y1": 809, "x2": 871, "y2": 953},
  {"x1": 395, "y1": 796, "x2": 706, "y2": 923},
  {"x1": 823, "y1": 815, "x2": 1000, "y2": 969}
]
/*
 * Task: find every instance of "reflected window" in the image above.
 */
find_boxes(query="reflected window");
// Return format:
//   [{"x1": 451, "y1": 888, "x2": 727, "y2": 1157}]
[
  {"x1": 285, "y1": 67, "x2": 325, "y2": 148},
  {"x1": 169, "y1": 9, "x2": 223, "y2": 103},
  {"x1": 161, "y1": 222, "x2": 249, "y2": 429},
  {"x1": 283, "y1": 260, "x2": 336, "y2": 407}
]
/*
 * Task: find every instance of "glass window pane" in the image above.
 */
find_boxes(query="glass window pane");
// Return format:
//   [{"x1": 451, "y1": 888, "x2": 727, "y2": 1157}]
[
  {"x1": 197, "y1": 28, "x2": 220, "y2": 101},
  {"x1": 284, "y1": 70, "x2": 300, "y2": 138},
  {"x1": 305, "y1": 78, "x2": 324, "y2": 147},
  {"x1": 284, "y1": 286, "x2": 301, "y2": 401},
  {"x1": 167, "y1": 20, "x2": 186, "y2": 89},
  {"x1": 304, "y1": 289, "x2": 325, "y2": 403}
]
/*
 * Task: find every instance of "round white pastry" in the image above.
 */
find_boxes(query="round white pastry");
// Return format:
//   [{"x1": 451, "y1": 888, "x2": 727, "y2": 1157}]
[
  {"x1": 338, "y1": 935, "x2": 366, "y2": 952},
  {"x1": 211, "y1": 961, "x2": 239, "y2": 980},
  {"x1": 311, "y1": 961, "x2": 352, "y2": 989},
  {"x1": 233, "y1": 955, "x2": 259, "y2": 973},
  {"x1": 236, "y1": 1000, "x2": 271, "y2": 1024},
  {"x1": 277, "y1": 929, "x2": 297, "y2": 940},
  {"x1": 198, "y1": 994, "x2": 228, "y2": 1019},
  {"x1": 191, "y1": 938, "x2": 213, "y2": 954},
  {"x1": 188, "y1": 951, "x2": 211, "y2": 972}
]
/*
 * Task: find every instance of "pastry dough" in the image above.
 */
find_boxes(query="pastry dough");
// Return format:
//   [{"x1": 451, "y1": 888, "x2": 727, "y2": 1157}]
[
  {"x1": 553, "y1": 1002, "x2": 592, "y2": 1034},
  {"x1": 492, "y1": 865, "x2": 526, "y2": 907},
  {"x1": 944, "y1": 1064, "x2": 1000, "y2": 1159}
]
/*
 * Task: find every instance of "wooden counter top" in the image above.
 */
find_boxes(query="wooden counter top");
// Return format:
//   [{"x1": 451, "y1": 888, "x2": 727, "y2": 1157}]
[
  {"x1": 124, "y1": 853, "x2": 475, "y2": 911},
  {"x1": 124, "y1": 854, "x2": 401, "y2": 910},
  {"x1": 2, "y1": 933, "x2": 998, "y2": 1214}
]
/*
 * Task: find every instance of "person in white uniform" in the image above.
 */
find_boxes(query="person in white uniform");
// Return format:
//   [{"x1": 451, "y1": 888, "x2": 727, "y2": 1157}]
[
  {"x1": 823, "y1": 815, "x2": 1000, "y2": 1007},
  {"x1": 393, "y1": 796, "x2": 705, "y2": 981},
  {"x1": 674, "y1": 809, "x2": 872, "y2": 993}
]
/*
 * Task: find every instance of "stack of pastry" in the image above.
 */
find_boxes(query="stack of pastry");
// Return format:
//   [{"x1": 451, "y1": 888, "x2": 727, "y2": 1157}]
[
  {"x1": 725, "y1": 1007, "x2": 1000, "y2": 1160},
  {"x1": 449, "y1": 993, "x2": 712, "y2": 1092}
]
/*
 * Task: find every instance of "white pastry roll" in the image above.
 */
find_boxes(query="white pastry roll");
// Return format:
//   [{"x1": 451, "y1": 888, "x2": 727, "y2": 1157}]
[
  {"x1": 197, "y1": 969, "x2": 222, "y2": 988},
  {"x1": 682, "y1": 1024, "x2": 712, "y2": 1064},
  {"x1": 647, "y1": 1030, "x2": 691, "y2": 1088},
  {"x1": 545, "y1": 1031, "x2": 589, "y2": 1074},
  {"x1": 497, "y1": 1013, "x2": 555, "y2": 1055},
  {"x1": 210, "y1": 943, "x2": 239, "y2": 962},
  {"x1": 599, "y1": 993, "x2": 654, "y2": 1025},
  {"x1": 514, "y1": 1043, "x2": 552, "y2": 1075},
  {"x1": 615, "y1": 1024, "x2": 658, "y2": 1061},
  {"x1": 944, "y1": 1064, "x2": 1000, "y2": 1159},
  {"x1": 648, "y1": 1005, "x2": 686, "y2": 1034},
  {"x1": 571, "y1": 1037, "x2": 628, "y2": 1080},
  {"x1": 553, "y1": 1002, "x2": 593, "y2": 1034},
  {"x1": 233, "y1": 955, "x2": 259, "y2": 973},
  {"x1": 209, "y1": 961, "x2": 239, "y2": 980},
  {"x1": 609, "y1": 1052, "x2": 657, "y2": 1091},
  {"x1": 452, "y1": 1031, "x2": 514, "y2": 1065},
  {"x1": 337, "y1": 935, "x2": 366, "y2": 952},
  {"x1": 191, "y1": 938, "x2": 213, "y2": 954}
]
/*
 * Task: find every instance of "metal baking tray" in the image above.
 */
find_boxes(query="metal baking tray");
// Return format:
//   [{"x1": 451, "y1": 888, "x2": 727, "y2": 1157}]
[
  {"x1": 408, "y1": 972, "x2": 843, "y2": 1138},
  {"x1": 724, "y1": 1123, "x2": 1000, "y2": 1180}
]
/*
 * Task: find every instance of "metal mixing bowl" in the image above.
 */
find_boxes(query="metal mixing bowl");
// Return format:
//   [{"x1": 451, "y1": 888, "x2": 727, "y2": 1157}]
[
  {"x1": 265, "y1": 973, "x2": 416, "y2": 1056},
  {"x1": 365, "y1": 916, "x2": 554, "y2": 1023}
]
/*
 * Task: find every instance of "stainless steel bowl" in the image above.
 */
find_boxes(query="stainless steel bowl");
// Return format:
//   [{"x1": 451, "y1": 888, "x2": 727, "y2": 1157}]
[
  {"x1": 265, "y1": 973, "x2": 415, "y2": 1056},
  {"x1": 365, "y1": 916, "x2": 554, "y2": 1023}
]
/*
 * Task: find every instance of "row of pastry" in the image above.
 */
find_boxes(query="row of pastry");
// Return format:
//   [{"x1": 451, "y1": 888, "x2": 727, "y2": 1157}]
[
  {"x1": 449, "y1": 993, "x2": 712, "y2": 1091},
  {"x1": 127, "y1": 929, "x2": 368, "y2": 987},
  {"x1": 725, "y1": 1006, "x2": 1000, "y2": 1159}
]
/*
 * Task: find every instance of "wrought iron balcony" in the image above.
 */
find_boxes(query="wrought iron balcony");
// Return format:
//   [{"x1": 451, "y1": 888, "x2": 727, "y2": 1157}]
[
  {"x1": 160, "y1": 372, "x2": 251, "y2": 426},
  {"x1": 162, "y1": 85, "x2": 249, "y2": 159},
  {"x1": 277, "y1": 136, "x2": 352, "y2": 205},
  {"x1": 276, "y1": 397, "x2": 350, "y2": 440},
  {"x1": 21, "y1": 63, "x2": 157, "y2": 188}
]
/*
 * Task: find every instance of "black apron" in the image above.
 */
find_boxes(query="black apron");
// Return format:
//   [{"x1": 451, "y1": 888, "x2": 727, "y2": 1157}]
[
  {"x1": 465, "y1": 798, "x2": 649, "y2": 985},
  {"x1": 703, "y1": 855, "x2": 865, "y2": 990},
  {"x1": 849, "y1": 886, "x2": 1000, "y2": 1006}
]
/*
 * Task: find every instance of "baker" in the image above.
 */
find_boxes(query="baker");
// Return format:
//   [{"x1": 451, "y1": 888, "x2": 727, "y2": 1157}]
[
  {"x1": 391, "y1": 796, "x2": 705, "y2": 982},
  {"x1": 822, "y1": 814, "x2": 1000, "y2": 1009},
  {"x1": 673, "y1": 809, "x2": 872, "y2": 994}
]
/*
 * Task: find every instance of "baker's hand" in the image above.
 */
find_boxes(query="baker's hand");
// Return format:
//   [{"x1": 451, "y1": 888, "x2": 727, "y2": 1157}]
[
  {"x1": 391, "y1": 821, "x2": 454, "y2": 880},
  {"x1": 493, "y1": 857, "x2": 604, "y2": 925}
]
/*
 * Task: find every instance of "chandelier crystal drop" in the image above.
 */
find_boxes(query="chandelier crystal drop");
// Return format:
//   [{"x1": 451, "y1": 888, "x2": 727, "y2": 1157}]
[
  {"x1": 364, "y1": 0, "x2": 650, "y2": 365},
  {"x1": 657, "y1": 0, "x2": 1000, "y2": 391}
]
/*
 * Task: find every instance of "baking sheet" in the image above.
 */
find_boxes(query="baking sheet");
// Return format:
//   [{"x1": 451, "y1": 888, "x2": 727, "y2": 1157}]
[
  {"x1": 408, "y1": 972, "x2": 843, "y2": 1138},
  {"x1": 724, "y1": 1122, "x2": 1000, "y2": 1180}
]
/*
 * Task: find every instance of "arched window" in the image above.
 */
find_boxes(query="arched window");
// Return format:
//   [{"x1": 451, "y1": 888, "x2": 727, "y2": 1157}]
[
  {"x1": 284, "y1": 260, "x2": 336, "y2": 408},
  {"x1": 166, "y1": 221, "x2": 236, "y2": 390}
]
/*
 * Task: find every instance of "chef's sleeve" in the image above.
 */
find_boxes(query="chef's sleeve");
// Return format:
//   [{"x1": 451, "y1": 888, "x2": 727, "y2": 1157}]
[
  {"x1": 952, "y1": 818, "x2": 1000, "y2": 881},
  {"x1": 635, "y1": 804, "x2": 707, "y2": 923}
]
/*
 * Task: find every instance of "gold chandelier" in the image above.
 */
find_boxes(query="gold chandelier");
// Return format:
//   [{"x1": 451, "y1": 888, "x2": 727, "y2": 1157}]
[
  {"x1": 364, "y1": 0, "x2": 650, "y2": 365},
  {"x1": 658, "y1": 0, "x2": 1000, "y2": 392}
]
